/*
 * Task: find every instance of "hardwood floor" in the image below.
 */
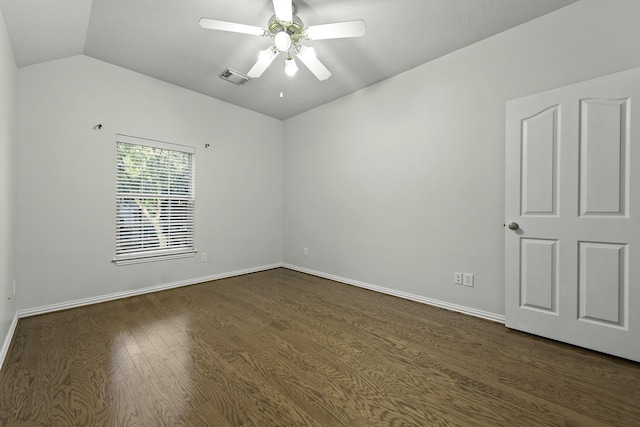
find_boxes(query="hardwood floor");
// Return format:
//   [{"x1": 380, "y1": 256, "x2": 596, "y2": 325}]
[{"x1": 0, "y1": 268, "x2": 638, "y2": 426}]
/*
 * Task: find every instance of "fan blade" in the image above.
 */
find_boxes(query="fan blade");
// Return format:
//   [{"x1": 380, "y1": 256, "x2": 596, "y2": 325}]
[
  {"x1": 296, "y1": 46, "x2": 331, "y2": 81},
  {"x1": 273, "y1": 0, "x2": 292, "y2": 22},
  {"x1": 199, "y1": 18, "x2": 265, "y2": 36},
  {"x1": 305, "y1": 20, "x2": 366, "y2": 40},
  {"x1": 248, "y1": 48, "x2": 279, "y2": 78}
]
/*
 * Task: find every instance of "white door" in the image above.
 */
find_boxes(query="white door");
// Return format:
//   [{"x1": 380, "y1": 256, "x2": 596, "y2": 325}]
[{"x1": 505, "y1": 67, "x2": 640, "y2": 362}]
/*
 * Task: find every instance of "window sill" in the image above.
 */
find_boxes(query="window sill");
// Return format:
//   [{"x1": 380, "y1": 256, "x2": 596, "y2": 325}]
[{"x1": 113, "y1": 250, "x2": 197, "y2": 266}]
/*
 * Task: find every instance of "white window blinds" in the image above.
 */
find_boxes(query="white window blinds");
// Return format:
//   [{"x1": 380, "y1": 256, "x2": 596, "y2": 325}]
[{"x1": 115, "y1": 135, "x2": 195, "y2": 265}]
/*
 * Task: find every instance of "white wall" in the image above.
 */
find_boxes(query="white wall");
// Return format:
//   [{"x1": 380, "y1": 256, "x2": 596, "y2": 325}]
[
  {"x1": 16, "y1": 55, "x2": 283, "y2": 310},
  {"x1": 11, "y1": 0, "x2": 640, "y2": 319},
  {"x1": 283, "y1": 0, "x2": 640, "y2": 316},
  {"x1": 0, "y1": 9, "x2": 16, "y2": 354}
]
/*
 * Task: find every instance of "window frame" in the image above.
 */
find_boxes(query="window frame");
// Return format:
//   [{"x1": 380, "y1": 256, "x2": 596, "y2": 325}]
[{"x1": 113, "y1": 134, "x2": 196, "y2": 265}]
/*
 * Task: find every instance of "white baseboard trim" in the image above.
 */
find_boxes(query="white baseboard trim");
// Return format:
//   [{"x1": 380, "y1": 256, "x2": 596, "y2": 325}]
[
  {"x1": 0, "y1": 312, "x2": 19, "y2": 371},
  {"x1": 17, "y1": 263, "x2": 284, "y2": 319},
  {"x1": 283, "y1": 264, "x2": 505, "y2": 324}
]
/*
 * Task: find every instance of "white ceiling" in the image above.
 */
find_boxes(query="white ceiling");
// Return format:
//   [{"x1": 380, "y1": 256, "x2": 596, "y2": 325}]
[{"x1": 0, "y1": 0, "x2": 578, "y2": 120}]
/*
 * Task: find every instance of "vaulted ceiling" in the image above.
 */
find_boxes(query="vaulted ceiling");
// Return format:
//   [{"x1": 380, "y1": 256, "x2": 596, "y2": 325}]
[{"x1": 0, "y1": 0, "x2": 577, "y2": 120}]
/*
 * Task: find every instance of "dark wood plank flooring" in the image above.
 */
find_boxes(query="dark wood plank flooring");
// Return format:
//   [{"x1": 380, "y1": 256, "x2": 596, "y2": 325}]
[{"x1": 0, "y1": 268, "x2": 638, "y2": 426}]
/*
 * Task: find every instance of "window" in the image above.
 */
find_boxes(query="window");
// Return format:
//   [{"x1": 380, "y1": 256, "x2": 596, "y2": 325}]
[{"x1": 114, "y1": 134, "x2": 195, "y2": 265}]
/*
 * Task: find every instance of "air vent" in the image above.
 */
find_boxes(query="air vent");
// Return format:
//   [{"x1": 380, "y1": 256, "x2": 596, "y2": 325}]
[{"x1": 219, "y1": 68, "x2": 250, "y2": 85}]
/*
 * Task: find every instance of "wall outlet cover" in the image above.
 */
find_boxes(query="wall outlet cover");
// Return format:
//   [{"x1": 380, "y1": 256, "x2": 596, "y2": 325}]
[
  {"x1": 454, "y1": 272, "x2": 463, "y2": 285},
  {"x1": 463, "y1": 273, "x2": 474, "y2": 287}
]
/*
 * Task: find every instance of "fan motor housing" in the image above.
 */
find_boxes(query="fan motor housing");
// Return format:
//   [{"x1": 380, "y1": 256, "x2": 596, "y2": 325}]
[{"x1": 268, "y1": 14, "x2": 305, "y2": 46}]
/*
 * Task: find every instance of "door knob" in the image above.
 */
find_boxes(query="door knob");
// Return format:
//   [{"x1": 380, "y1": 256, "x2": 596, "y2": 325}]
[{"x1": 507, "y1": 222, "x2": 519, "y2": 230}]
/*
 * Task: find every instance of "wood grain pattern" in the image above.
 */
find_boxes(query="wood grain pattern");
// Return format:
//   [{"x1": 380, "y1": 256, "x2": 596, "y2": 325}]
[{"x1": 0, "y1": 268, "x2": 638, "y2": 426}]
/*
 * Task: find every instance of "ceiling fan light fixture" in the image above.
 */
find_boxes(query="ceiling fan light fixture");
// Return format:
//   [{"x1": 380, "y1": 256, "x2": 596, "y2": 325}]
[
  {"x1": 258, "y1": 47, "x2": 278, "y2": 63},
  {"x1": 274, "y1": 31, "x2": 292, "y2": 51},
  {"x1": 248, "y1": 47, "x2": 279, "y2": 78},
  {"x1": 285, "y1": 56, "x2": 298, "y2": 76}
]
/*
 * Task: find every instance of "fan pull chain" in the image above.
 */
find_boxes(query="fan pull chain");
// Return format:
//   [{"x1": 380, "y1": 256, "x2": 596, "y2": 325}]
[{"x1": 280, "y1": 54, "x2": 285, "y2": 99}]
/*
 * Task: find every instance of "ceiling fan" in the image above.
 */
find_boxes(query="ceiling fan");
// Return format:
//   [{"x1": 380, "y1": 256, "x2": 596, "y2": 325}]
[{"x1": 199, "y1": 0, "x2": 366, "y2": 81}]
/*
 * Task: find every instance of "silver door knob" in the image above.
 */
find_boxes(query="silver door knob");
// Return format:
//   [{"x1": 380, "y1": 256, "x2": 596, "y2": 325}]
[{"x1": 508, "y1": 222, "x2": 519, "y2": 230}]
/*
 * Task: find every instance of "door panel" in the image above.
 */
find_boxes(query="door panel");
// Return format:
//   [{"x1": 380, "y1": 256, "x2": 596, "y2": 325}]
[
  {"x1": 578, "y1": 241, "x2": 626, "y2": 327},
  {"x1": 579, "y1": 98, "x2": 629, "y2": 216},
  {"x1": 521, "y1": 106, "x2": 559, "y2": 216},
  {"x1": 505, "y1": 67, "x2": 640, "y2": 362},
  {"x1": 520, "y1": 238, "x2": 558, "y2": 312}
]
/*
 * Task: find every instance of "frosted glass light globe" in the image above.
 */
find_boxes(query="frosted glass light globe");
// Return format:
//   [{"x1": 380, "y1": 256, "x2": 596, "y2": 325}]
[
  {"x1": 285, "y1": 57, "x2": 298, "y2": 76},
  {"x1": 274, "y1": 31, "x2": 292, "y2": 51}
]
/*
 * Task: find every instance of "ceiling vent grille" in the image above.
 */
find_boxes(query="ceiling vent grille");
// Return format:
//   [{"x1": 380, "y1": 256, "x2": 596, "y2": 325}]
[{"x1": 219, "y1": 68, "x2": 250, "y2": 85}]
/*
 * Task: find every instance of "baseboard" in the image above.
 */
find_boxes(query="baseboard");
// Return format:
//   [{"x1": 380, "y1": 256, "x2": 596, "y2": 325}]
[
  {"x1": 0, "y1": 311, "x2": 19, "y2": 371},
  {"x1": 283, "y1": 264, "x2": 505, "y2": 324},
  {"x1": 18, "y1": 263, "x2": 284, "y2": 318}
]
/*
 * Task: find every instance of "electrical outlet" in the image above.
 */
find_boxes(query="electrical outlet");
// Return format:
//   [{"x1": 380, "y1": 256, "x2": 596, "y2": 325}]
[
  {"x1": 454, "y1": 272, "x2": 463, "y2": 285},
  {"x1": 200, "y1": 252, "x2": 208, "y2": 262},
  {"x1": 303, "y1": 247, "x2": 309, "y2": 257},
  {"x1": 463, "y1": 273, "x2": 474, "y2": 287}
]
